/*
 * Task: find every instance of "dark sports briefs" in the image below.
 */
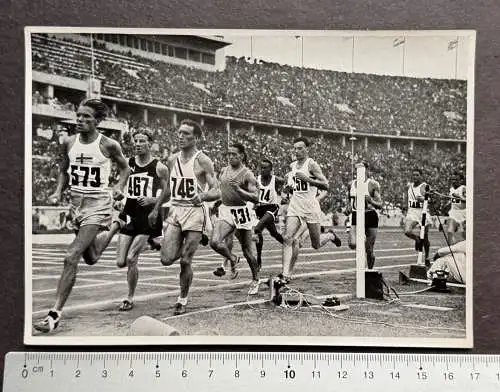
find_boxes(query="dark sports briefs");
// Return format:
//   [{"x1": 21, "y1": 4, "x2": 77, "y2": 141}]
[
  {"x1": 120, "y1": 211, "x2": 163, "y2": 237},
  {"x1": 351, "y1": 209, "x2": 379, "y2": 228},
  {"x1": 255, "y1": 204, "x2": 280, "y2": 220}
]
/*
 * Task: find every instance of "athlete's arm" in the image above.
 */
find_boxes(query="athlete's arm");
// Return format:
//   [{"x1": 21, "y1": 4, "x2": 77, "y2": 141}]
[
  {"x1": 105, "y1": 138, "x2": 130, "y2": 201},
  {"x1": 366, "y1": 182, "x2": 383, "y2": 210},
  {"x1": 274, "y1": 176, "x2": 286, "y2": 193},
  {"x1": 235, "y1": 172, "x2": 259, "y2": 203},
  {"x1": 345, "y1": 181, "x2": 352, "y2": 215},
  {"x1": 416, "y1": 183, "x2": 428, "y2": 201},
  {"x1": 434, "y1": 240, "x2": 466, "y2": 259},
  {"x1": 452, "y1": 186, "x2": 466, "y2": 202},
  {"x1": 316, "y1": 189, "x2": 328, "y2": 202},
  {"x1": 295, "y1": 160, "x2": 329, "y2": 191},
  {"x1": 197, "y1": 154, "x2": 220, "y2": 203},
  {"x1": 150, "y1": 162, "x2": 171, "y2": 212},
  {"x1": 48, "y1": 138, "x2": 70, "y2": 204},
  {"x1": 148, "y1": 162, "x2": 170, "y2": 226}
]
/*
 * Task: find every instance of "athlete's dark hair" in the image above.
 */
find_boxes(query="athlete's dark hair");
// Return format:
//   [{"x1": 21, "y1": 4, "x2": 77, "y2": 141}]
[
  {"x1": 80, "y1": 98, "x2": 109, "y2": 123},
  {"x1": 180, "y1": 119, "x2": 203, "y2": 138},
  {"x1": 261, "y1": 158, "x2": 273, "y2": 169},
  {"x1": 412, "y1": 167, "x2": 423, "y2": 174},
  {"x1": 132, "y1": 128, "x2": 154, "y2": 142},
  {"x1": 231, "y1": 142, "x2": 248, "y2": 164},
  {"x1": 293, "y1": 136, "x2": 310, "y2": 147}
]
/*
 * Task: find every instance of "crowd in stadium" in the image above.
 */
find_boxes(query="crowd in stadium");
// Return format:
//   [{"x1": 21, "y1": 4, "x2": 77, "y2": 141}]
[
  {"x1": 32, "y1": 120, "x2": 465, "y2": 220},
  {"x1": 31, "y1": 34, "x2": 467, "y2": 140}
]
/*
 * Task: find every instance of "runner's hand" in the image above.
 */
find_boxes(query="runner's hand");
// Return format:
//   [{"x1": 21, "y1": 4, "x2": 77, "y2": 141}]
[
  {"x1": 112, "y1": 188, "x2": 125, "y2": 201},
  {"x1": 148, "y1": 209, "x2": 159, "y2": 228}
]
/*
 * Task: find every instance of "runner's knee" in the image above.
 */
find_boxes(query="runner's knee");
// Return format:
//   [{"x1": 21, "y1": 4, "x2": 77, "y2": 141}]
[
  {"x1": 126, "y1": 254, "x2": 139, "y2": 268},
  {"x1": 161, "y1": 254, "x2": 178, "y2": 266},
  {"x1": 210, "y1": 237, "x2": 224, "y2": 252},
  {"x1": 311, "y1": 238, "x2": 321, "y2": 249},
  {"x1": 179, "y1": 257, "x2": 192, "y2": 269},
  {"x1": 116, "y1": 255, "x2": 127, "y2": 268},
  {"x1": 64, "y1": 250, "x2": 80, "y2": 268},
  {"x1": 82, "y1": 247, "x2": 99, "y2": 266}
]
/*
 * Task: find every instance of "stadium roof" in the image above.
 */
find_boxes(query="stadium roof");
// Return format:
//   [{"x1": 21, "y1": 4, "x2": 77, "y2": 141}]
[{"x1": 136, "y1": 35, "x2": 231, "y2": 50}]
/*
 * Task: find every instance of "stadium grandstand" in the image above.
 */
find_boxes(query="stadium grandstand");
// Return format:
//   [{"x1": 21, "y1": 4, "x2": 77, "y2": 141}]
[{"x1": 31, "y1": 32, "x2": 467, "y2": 229}]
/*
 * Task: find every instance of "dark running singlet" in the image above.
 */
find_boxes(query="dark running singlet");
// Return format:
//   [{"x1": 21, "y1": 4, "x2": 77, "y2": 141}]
[{"x1": 123, "y1": 157, "x2": 161, "y2": 219}]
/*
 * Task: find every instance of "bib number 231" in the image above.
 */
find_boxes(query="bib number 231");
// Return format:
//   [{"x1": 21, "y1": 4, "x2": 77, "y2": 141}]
[{"x1": 231, "y1": 207, "x2": 251, "y2": 224}]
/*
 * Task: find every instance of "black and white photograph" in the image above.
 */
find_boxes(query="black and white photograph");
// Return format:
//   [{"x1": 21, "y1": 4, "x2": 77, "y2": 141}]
[{"x1": 25, "y1": 28, "x2": 475, "y2": 347}]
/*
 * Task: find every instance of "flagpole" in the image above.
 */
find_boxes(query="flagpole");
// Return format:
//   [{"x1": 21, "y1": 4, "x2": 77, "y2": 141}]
[
  {"x1": 351, "y1": 36, "x2": 355, "y2": 73},
  {"x1": 402, "y1": 35, "x2": 406, "y2": 77},
  {"x1": 455, "y1": 36, "x2": 459, "y2": 79},
  {"x1": 301, "y1": 36, "x2": 304, "y2": 68}
]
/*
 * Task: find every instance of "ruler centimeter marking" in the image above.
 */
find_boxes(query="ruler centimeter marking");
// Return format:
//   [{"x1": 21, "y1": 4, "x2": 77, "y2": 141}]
[{"x1": 4, "y1": 352, "x2": 500, "y2": 392}]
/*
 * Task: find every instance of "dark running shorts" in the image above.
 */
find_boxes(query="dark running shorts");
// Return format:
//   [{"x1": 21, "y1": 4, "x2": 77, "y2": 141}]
[
  {"x1": 120, "y1": 212, "x2": 163, "y2": 238},
  {"x1": 255, "y1": 204, "x2": 280, "y2": 220},
  {"x1": 351, "y1": 210, "x2": 379, "y2": 229}
]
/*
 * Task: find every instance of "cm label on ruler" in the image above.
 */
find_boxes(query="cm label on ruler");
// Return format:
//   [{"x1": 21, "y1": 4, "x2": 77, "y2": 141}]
[{"x1": 5, "y1": 353, "x2": 500, "y2": 392}]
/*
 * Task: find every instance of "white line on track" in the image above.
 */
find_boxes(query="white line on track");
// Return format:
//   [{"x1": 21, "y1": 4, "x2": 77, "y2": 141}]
[
  {"x1": 31, "y1": 253, "x2": 416, "y2": 280},
  {"x1": 32, "y1": 262, "x2": 415, "y2": 316},
  {"x1": 161, "y1": 293, "x2": 353, "y2": 321}
]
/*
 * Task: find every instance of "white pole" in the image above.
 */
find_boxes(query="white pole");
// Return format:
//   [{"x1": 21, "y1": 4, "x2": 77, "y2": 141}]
[{"x1": 355, "y1": 163, "x2": 366, "y2": 298}]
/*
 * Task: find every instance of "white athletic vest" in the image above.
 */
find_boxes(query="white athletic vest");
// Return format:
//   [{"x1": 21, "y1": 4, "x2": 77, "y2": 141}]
[
  {"x1": 67, "y1": 133, "x2": 111, "y2": 194},
  {"x1": 170, "y1": 150, "x2": 203, "y2": 206},
  {"x1": 288, "y1": 158, "x2": 318, "y2": 212},
  {"x1": 258, "y1": 175, "x2": 279, "y2": 205},
  {"x1": 450, "y1": 185, "x2": 466, "y2": 210},
  {"x1": 408, "y1": 182, "x2": 427, "y2": 209},
  {"x1": 350, "y1": 179, "x2": 377, "y2": 211}
]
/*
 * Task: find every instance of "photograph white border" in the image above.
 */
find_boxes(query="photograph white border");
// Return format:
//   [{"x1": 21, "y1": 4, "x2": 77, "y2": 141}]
[{"x1": 24, "y1": 27, "x2": 476, "y2": 347}]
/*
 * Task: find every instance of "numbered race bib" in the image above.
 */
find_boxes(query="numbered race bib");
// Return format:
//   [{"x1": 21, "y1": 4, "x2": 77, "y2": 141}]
[
  {"x1": 293, "y1": 176, "x2": 309, "y2": 193},
  {"x1": 230, "y1": 206, "x2": 252, "y2": 225},
  {"x1": 127, "y1": 173, "x2": 153, "y2": 199},
  {"x1": 259, "y1": 188, "x2": 271, "y2": 203},
  {"x1": 70, "y1": 164, "x2": 102, "y2": 189},
  {"x1": 409, "y1": 201, "x2": 423, "y2": 209},
  {"x1": 171, "y1": 176, "x2": 196, "y2": 200}
]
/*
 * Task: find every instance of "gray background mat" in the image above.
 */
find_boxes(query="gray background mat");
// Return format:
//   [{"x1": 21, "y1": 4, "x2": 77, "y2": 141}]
[{"x1": 1, "y1": 0, "x2": 499, "y2": 380}]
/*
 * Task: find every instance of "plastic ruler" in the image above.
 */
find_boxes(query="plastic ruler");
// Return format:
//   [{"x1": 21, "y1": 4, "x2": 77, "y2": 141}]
[{"x1": 4, "y1": 352, "x2": 500, "y2": 391}]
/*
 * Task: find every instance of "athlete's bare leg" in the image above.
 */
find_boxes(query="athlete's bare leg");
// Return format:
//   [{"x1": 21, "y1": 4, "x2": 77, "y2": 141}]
[
  {"x1": 83, "y1": 221, "x2": 122, "y2": 265},
  {"x1": 366, "y1": 228, "x2": 377, "y2": 269},
  {"x1": 56, "y1": 225, "x2": 102, "y2": 311},
  {"x1": 307, "y1": 222, "x2": 338, "y2": 249},
  {"x1": 447, "y1": 218, "x2": 458, "y2": 245},
  {"x1": 282, "y1": 216, "x2": 303, "y2": 280},
  {"x1": 116, "y1": 234, "x2": 149, "y2": 309},
  {"x1": 178, "y1": 231, "x2": 203, "y2": 300},
  {"x1": 160, "y1": 223, "x2": 183, "y2": 266},
  {"x1": 254, "y1": 212, "x2": 283, "y2": 267},
  {"x1": 236, "y1": 229, "x2": 260, "y2": 281},
  {"x1": 404, "y1": 220, "x2": 420, "y2": 242},
  {"x1": 210, "y1": 220, "x2": 238, "y2": 264}
]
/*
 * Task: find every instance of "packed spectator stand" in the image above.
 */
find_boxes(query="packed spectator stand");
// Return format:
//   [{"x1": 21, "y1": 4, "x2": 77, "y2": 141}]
[
  {"x1": 31, "y1": 34, "x2": 467, "y2": 222},
  {"x1": 32, "y1": 34, "x2": 466, "y2": 139}
]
